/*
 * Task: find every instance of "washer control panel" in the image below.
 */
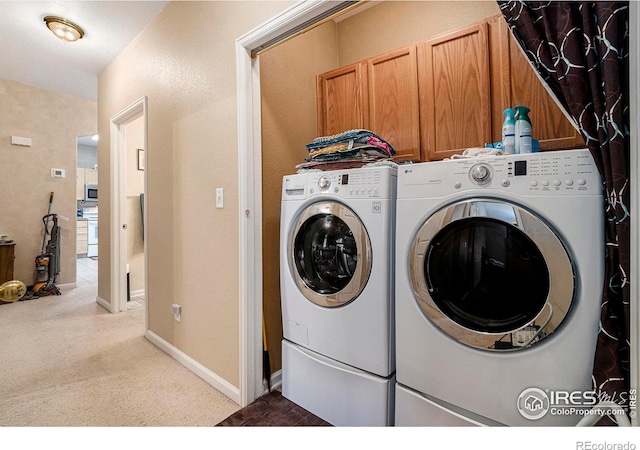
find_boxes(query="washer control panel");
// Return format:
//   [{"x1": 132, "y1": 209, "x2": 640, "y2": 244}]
[
  {"x1": 398, "y1": 149, "x2": 601, "y2": 198},
  {"x1": 283, "y1": 167, "x2": 397, "y2": 200}
]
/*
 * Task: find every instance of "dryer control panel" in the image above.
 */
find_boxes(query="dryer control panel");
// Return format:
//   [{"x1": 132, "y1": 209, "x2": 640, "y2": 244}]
[{"x1": 398, "y1": 149, "x2": 601, "y2": 198}]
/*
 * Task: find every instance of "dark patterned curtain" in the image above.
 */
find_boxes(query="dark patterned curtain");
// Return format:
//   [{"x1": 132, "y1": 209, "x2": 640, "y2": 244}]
[{"x1": 497, "y1": 1, "x2": 630, "y2": 425}]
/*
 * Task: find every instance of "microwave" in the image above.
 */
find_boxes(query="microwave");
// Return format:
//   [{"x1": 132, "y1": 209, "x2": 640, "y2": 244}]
[{"x1": 84, "y1": 184, "x2": 98, "y2": 201}]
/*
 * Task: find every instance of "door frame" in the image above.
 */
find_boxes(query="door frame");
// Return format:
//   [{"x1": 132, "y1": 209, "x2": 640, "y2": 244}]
[
  {"x1": 109, "y1": 96, "x2": 148, "y2": 324},
  {"x1": 236, "y1": 0, "x2": 639, "y2": 415},
  {"x1": 235, "y1": 0, "x2": 354, "y2": 407}
]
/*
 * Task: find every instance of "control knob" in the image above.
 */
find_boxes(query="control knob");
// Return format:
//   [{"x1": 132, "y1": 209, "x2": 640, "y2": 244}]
[
  {"x1": 469, "y1": 164, "x2": 492, "y2": 185},
  {"x1": 318, "y1": 176, "x2": 331, "y2": 190}
]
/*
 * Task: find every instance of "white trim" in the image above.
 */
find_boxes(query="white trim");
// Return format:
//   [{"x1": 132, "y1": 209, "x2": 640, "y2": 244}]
[
  {"x1": 96, "y1": 295, "x2": 110, "y2": 312},
  {"x1": 235, "y1": 0, "x2": 356, "y2": 408},
  {"x1": 145, "y1": 330, "x2": 241, "y2": 404},
  {"x1": 266, "y1": 369, "x2": 282, "y2": 393},
  {"x1": 129, "y1": 289, "x2": 145, "y2": 298},
  {"x1": 109, "y1": 96, "x2": 148, "y2": 320},
  {"x1": 629, "y1": 0, "x2": 639, "y2": 428}
]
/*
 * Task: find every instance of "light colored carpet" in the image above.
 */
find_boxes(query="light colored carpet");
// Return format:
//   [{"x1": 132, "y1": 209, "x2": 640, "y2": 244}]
[{"x1": 0, "y1": 284, "x2": 240, "y2": 426}]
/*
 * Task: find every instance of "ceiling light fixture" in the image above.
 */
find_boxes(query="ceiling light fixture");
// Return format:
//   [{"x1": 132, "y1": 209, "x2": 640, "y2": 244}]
[{"x1": 44, "y1": 16, "x2": 85, "y2": 42}]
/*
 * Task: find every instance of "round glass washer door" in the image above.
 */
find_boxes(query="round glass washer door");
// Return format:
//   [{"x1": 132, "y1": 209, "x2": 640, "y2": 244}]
[
  {"x1": 410, "y1": 198, "x2": 575, "y2": 351},
  {"x1": 289, "y1": 201, "x2": 372, "y2": 308}
]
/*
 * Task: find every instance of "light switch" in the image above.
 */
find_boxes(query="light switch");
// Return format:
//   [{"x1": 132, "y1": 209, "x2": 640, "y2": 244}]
[{"x1": 216, "y1": 188, "x2": 224, "y2": 208}]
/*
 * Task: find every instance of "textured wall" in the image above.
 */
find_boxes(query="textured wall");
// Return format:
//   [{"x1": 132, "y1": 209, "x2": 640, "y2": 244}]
[
  {"x1": 337, "y1": 1, "x2": 500, "y2": 65},
  {"x1": 0, "y1": 79, "x2": 96, "y2": 286},
  {"x1": 98, "y1": 1, "x2": 293, "y2": 390},
  {"x1": 260, "y1": 21, "x2": 340, "y2": 375}
]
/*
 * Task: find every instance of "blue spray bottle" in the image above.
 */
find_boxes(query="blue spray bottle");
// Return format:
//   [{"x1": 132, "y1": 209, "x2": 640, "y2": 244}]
[
  {"x1": 515, "y1": 105, "x2": 532, "y2": 154},
  {"x1": 501, "y1": 108, "x2": 516, "y2": 154}
]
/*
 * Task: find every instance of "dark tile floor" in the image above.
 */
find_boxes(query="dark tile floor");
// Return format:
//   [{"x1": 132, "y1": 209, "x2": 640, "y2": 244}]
[{"x1": 216, "y1": 390, "x2": 331, "y2": 426}]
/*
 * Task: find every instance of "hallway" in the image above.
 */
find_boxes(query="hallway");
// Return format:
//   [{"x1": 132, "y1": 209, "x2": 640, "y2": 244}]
[{"x1": 76, "y1": 256, "x2": 98, "y2": 286}]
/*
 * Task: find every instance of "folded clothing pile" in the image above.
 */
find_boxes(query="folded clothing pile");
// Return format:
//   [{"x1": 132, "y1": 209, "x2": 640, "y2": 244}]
[{"x1": 296, "y1": 129, "x2": 397, "y2": 172}]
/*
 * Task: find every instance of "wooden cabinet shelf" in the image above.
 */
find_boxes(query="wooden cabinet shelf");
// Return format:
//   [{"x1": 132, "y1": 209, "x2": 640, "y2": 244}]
[{"x1": 316, "y1": 14, "x2": 584, "y2": 163}]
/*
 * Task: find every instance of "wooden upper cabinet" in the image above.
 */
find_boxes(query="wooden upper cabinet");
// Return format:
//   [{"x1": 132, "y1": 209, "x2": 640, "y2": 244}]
[
  {"x1": 316, "y1": 15, "x2": 583, "y2": 163},
  {"x1": 488, "y1": 15, "x2": 585, "y2": 150},
  {"x1": 368, "y1": 45, "x2": 421, "y2": 161},
  {"x1": 420, "y1": 22, "x2": 492, "y2": 161},
  {"x1": 316, "y1": 62, "x2": 369, "y2": 136}
]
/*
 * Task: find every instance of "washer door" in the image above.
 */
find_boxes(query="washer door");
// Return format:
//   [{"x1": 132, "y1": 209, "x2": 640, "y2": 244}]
[
  {"x1": 410, "y1": 199, "x2": 574, "y2": 351},
  {"x1": 289, "y1": 201, "x2": 372, "y2": 308}
]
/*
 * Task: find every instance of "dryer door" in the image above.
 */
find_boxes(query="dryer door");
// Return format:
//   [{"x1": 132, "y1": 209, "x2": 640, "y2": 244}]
[
  {"x1": 289, "y1": 201, "x2": 372, "y2": 307},
  {"x1": 410, "y1": 199, "x2": 574, "y2": 351}
]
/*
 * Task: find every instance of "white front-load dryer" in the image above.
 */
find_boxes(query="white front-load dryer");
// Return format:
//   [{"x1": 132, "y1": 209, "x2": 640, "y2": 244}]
[
  {"x1": 280, "y1": 166, "x2": 397, "y2": 426},
  {"x1": 394, "y1": 150, "x2": 604, "y2": 426}
]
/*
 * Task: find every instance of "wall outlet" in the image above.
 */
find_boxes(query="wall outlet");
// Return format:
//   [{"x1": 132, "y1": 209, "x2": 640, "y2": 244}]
[{"x1": 171, "y1": 303, "x2": 181, "y2": 322}]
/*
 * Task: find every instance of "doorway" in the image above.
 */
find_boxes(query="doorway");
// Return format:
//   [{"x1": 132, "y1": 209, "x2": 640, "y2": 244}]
[
  {"x1": 109, "y1": 97, "x2": 148, "y2": 321},
  {"x1": 76, "y1": 134, "x2": 99, "y2": 286}
]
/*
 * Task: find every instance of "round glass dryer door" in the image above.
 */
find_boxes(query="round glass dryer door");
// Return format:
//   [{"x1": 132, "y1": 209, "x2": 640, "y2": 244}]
[
  {"x1": 289, "y1": 201, "x2": 372, "y2": 308},
  {"x1": 410, "y1": 199, "x2": 575, "y2": 351}
]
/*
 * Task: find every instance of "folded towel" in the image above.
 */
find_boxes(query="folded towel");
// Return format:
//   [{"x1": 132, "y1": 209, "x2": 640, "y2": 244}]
[
  {"x1": 305, "y1": 129, "x2": 396, "y2": 161},
  {"x1": 447, "y1": 147, "x2": 504, "y2": 160}
]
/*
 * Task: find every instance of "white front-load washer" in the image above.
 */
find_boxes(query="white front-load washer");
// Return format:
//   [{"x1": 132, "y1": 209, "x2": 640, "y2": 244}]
[
  {"x1": 280, "y1": 166, "x2": 397, "y2": 426},
  {"x1": 394, "y1": 149, "x2": 604, "y2": 426}
]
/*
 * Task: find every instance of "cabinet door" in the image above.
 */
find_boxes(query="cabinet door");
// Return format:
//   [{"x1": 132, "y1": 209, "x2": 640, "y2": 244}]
[
  {"x1": 76, "y1": 168, "x2": 85, "y2": 200},
  {"x1": 368, "y1": 45, "x2": 421, "y2": 161},
  {"x1": 488, "y1": 15, "x2": 585, "y2": 150},
  {"x1": 77, "y1": 220, "x2": 88, "y2": 255},
  {"x1": 316, "y1": 62, "x2": 368, "y2": 136},
  {"x1": 420, "y1": 22, "x2": 492, "y2": 161},
  {"x1": 85, "y1": 168, "x2": 98, "y2": 184}
]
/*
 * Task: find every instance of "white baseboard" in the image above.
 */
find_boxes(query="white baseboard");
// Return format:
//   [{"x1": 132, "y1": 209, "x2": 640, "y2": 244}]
[
  {"x1": 129, "y1": 289, "x2": 145, "y2": 298},
  {"x1": 145, "y1": 330, "x2": 241, "y2": 405},
  {"x1": 95, "y1": 295, "x2": 110, "y2": 312},
  {"x1": 265, "y1": 369, "x2": 282, "y2": 394}
]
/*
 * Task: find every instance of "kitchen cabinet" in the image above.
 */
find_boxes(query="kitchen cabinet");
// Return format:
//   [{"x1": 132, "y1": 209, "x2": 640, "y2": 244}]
[
  {"x1": 419, "y1": 21, "x2": 492, "y2": 161},
  {"x1": 487, "y1": 15, "x2": 585, "y2": 150},
  {"x1": 85, "y1": 168, "x2": 98, "y2": 184},
  {"x1": 316, "y1": 62, "x2": 369, "y2": 136},
  {"x1": 76, "y1": 169, "x2": 84, "y2": 200},
  {"x1": 77, "y1": 219, "x2": 88, "y2": 256},
  {"x1": 76, "y1": 168, "x2": 98, "y2": 200}
]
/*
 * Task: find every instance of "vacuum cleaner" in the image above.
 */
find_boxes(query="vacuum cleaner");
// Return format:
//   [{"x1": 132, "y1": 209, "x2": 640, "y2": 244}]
[{"x1": 33, "y1": 192, "x2": 61, "y2": 296}]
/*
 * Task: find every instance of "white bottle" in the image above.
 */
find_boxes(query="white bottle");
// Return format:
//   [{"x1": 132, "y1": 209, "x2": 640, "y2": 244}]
[{"x1": 515, "y1": 105, "x2": 533, "y2": 154}]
